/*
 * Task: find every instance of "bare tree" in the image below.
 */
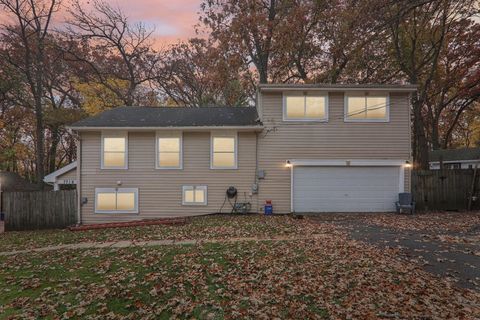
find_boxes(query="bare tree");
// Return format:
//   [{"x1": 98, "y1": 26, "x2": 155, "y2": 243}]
[
  {"x1": 158, "y1": 38, "x2": 251, "y2": 107},
  {"x1": 0, "y1": 0, "x2": 61, "y2": 187},
  {"x1": 386, "y1": 0, "x2": 478, "y2": 168},
  {"x1": 66, "y1": 0, "x2": 161, "y2": 106}
]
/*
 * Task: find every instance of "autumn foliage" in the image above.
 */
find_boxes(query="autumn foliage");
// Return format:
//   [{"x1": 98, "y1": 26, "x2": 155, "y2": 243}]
[{"x1": 0, "y1": 0, "x2": 479, "y2": 182}]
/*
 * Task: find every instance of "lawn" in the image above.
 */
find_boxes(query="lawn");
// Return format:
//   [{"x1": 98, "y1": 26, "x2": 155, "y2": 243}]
[
  {"x1": 0, "y1": 214, "x2": 479, "y2": 319},
  {"x1": 0, "y1": 215, "x2": 314, "y2": 252}
]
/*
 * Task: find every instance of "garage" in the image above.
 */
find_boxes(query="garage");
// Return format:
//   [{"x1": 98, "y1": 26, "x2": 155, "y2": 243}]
[{"x1": 292, "y1": 162, "x2": 404, "y2": 212}]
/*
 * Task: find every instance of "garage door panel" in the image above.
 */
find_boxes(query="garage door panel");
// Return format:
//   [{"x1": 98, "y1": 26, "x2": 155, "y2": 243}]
[{"x1": 293, "y1": 166, "x2": 400, "y2": 212}]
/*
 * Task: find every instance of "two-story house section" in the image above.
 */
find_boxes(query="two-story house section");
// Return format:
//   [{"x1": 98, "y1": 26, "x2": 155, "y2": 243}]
[
  {"x1": 69, "y1": 84, "x2": 416, "y2": 224},
  {"x1": 256, "y1": 84, "x2": 415, "y2": 213}
]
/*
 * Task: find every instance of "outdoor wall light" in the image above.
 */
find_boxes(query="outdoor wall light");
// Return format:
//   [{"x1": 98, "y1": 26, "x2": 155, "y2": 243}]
[
  {"x1": 285, "y1": 160, "x2": 292, "y2": 168},
  {"x1": 405, "y1": 161, "x2": 412, "y2": 168}
]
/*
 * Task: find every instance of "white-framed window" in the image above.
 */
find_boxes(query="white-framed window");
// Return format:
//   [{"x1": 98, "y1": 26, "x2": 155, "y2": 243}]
[
  {"x1": 156, "y1": 132, "x2": 182, "y2": 169},
  {"x1": 95, "y1": 188, "x2": 138, "y2": 213},
  {"x1": 101, "y1": 131, "x2": 128, "y2": 169},
  {"x1": 345, "y1": 93, "x2": 389, "y2": 122},
  {"x1": 182, "y1": 186, "x2": 207, "y2": 205},
  {"x1": 283, "y1": 93, "x2": 328, "y2": 121},
  {"x1": 211, "y1": 132, "x2": 237, "y2": 169}
]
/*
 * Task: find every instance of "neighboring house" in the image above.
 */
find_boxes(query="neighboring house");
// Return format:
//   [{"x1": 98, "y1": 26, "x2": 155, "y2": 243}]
[
  {"x1": 0, "y1": 171, "x2": 44, "y2": 192},
  {"x1": 69, "y1": 84, "x2": 415, "y2": 224},
  {"x1": 429, "y1": 148, "x2": 480, "y2": 170},
  {"x1": 0, "y1": 171, "x2": 48, "y2": 215},
  {"x1": 43, "y1": 161, "x2": 78, "y2": 190}
]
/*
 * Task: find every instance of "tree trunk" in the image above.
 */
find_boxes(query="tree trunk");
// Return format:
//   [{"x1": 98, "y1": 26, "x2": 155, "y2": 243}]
[
  {"x1": 34, "y1": 45, "x2": 46, "y2": 189},
  {"x1": 34, "y1": 94, "x2": 45, "y2": 189},
  {"x1": 431, "y1": 119, "x2": 440, "y2": 150},
  {"x1": 412, "y1": 94, "x2": 429, "y2": 169},
  {"x1": 48, "y1": 126, "x2": 60, "y2": 173}
]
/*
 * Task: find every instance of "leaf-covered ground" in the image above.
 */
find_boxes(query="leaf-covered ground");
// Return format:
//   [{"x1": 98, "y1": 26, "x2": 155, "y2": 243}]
[
  {"x1": 362, "y1": 211, "x2": 480, "y2": 232},
  {"x1": 1, "y1": 215, "x2": 479, "y2": 319},
  {"x1": 0, "y1": 215, "x2": 312, "y2": 252}
]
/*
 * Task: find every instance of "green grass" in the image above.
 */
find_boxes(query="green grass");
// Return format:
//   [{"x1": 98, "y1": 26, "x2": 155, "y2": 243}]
[
  {"x1": 0, "y1": 214, "x2": 312, "y2": 252},
  {"x1": 0, "y1": 241, "x2": 335, "y2": 319},
  {"x1": 0, "y1": 216, "x2": 477, "y2": 319}
]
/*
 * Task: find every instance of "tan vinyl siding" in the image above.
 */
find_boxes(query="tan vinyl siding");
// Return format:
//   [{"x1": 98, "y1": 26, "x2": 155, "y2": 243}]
[
  {"x1": 80, "y1": 131, "x2": 257, "y2": 224},
  {"x1": 257, "y1": 92, "x2": 412, "y2": 213},
  {"x1": 57, "y1": 168, "x2": 77, "y2": 181}
]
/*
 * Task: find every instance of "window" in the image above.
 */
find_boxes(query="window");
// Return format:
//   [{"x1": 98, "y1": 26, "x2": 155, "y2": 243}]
[
  {"x1": 102, "y1": 132, "x2": 127, "y2": 169},
  {"x1": 95, "y1": 188, "x2": 138, "y2": 213},
  {"x1": 156, "y1": 132, "x2": 182, "y2": 169},
  {"x1": 445, "y1": 163, "x2": 461, "y2": 169},
  {"x1": 182, "y1": 186, "x2": 207, "y2": 205},
  {"x1": 345, "y1": 93, "x2": 389, "y2": 122},
  {"x1": 284, "y1": 94, "x2": 328, "y2": 121},
  {"x1": 211, "y1": 133, "x2": 237, "y2": 169}
]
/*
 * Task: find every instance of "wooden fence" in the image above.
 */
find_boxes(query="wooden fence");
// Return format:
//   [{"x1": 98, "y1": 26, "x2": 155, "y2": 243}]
[
  {"x1": 412, "y1": 169, "x2": 480, "y2": 211},
  {"x1": 3, "y1": 190, "x2": 77, "y2": 231}
]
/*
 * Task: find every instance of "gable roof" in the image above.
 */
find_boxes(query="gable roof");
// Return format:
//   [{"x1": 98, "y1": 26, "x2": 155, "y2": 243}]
[
  {"x1": 43, "y1": 161, "x2": 77, "y2": 183},
  {"x1": 70, "y1": 106, "x2": 261, "y2": 130},
  {"x1": 429, "y1": 148, "x2": 480, "y2": 162}
]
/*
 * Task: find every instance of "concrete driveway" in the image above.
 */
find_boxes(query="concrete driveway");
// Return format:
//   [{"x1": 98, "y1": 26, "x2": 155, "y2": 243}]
[{"x1": 309, "y1": 212, "x2": 480, "y2": 291}]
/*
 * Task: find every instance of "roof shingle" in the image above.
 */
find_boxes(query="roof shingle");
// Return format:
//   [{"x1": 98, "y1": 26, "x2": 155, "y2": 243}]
[
  {"x1": 429, "y1": 148, "x2": 480, "y2": 162},
  {"x1": 71, "y1": 106, "x2": 261, "y2": 129}
]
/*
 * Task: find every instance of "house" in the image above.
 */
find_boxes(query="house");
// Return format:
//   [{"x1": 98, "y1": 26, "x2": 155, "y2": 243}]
[
  {"x1": 69, "y1": 84, "x2": 416, "y2": 224},
  {"x1": 0, "y1": 171, "x2": 47, "y2": 192},
  {"x1": 43, "y1": 161, "x2": 78, "y2": 190},
  {"x1": 429, "y1": 148, "x2": 480, "y2": 170},
  {"x1": 0, "y1": 171, "x2": 49, "y2": 221}
]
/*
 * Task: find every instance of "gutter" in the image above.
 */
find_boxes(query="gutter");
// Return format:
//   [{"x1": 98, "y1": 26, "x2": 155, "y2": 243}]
[
  {"x1": 258, "y1": 84, "x2": 418, "y2": 93},
  {"x1": 76, "y1": 134, "x2": 82, "y2": 225},
  {"x1": 68, "y1": 125, "x2": 264, "y2": 132}
]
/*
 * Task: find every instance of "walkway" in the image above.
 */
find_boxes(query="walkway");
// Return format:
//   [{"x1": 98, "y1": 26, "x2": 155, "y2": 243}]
[{"x1": 0, "y1": 235, "x2": 318, "y2": 256}]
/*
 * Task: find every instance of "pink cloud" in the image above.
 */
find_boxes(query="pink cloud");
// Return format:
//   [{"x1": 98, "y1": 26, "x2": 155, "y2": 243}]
[
  {"x1": 0, "y1": 0, "x2": 202, "y2": 47},
  {"x1": 99, "y1": 0, "x2": 202, "y2": 46}
]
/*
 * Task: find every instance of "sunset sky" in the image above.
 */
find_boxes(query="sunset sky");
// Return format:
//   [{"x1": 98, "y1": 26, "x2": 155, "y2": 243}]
[
  {"x1": 109, "y1": 0, "x2": 202, "y2": 46},
  {"x1": 0, "y1": 0, "x2": 202, "y2": 47}
]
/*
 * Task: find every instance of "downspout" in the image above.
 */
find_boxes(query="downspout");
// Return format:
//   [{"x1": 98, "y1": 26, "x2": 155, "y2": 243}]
[
  {"x1": 254, "y1": 87, "x2": 262, "y2": 213},
  {"x1": 408, "y1": 92, "x2": 414, "y2": 192},
  {"x1": 76, "y1": 132, "x2": 82, "y2": 225},
  {"x1": 255, "y1": 131, "x2": 259, "y2": 213}
]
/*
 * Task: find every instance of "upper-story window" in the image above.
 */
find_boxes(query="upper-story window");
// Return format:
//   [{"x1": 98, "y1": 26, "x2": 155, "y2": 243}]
[
  {"x1": 156, "y1": 132, "x2": 182, "y2": 169},
  {"x1": 345, "y1": 93, "x2": 389, "y2": 122},
  {"x1": 102, "y1": 131, "x2": 127, "y2": 169},
  {"x1": 211, "y1": 133, "x2": 237, "y2": 169},
  {"x1": 283, "y1": 94, "x2": 328, "y2": 121}
]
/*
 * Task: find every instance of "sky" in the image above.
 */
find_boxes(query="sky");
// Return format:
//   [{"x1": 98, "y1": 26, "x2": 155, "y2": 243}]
[
  {"x1": 0, "y1": 0, "x2": 202, "y2": 48},
  {"x1": 108, "y1": 0, "x2": 202, "y2": 47}
]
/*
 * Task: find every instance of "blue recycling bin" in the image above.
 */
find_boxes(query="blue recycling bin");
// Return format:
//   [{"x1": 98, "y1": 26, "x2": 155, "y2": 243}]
[{"x1": 264, "y1": 201, "x2": 273, "y2": 215}]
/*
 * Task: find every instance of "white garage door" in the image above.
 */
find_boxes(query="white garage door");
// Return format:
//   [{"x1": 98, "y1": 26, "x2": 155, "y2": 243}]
[{"x1": 293, "y1": 166, "x2": 401, "y2": 212}]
